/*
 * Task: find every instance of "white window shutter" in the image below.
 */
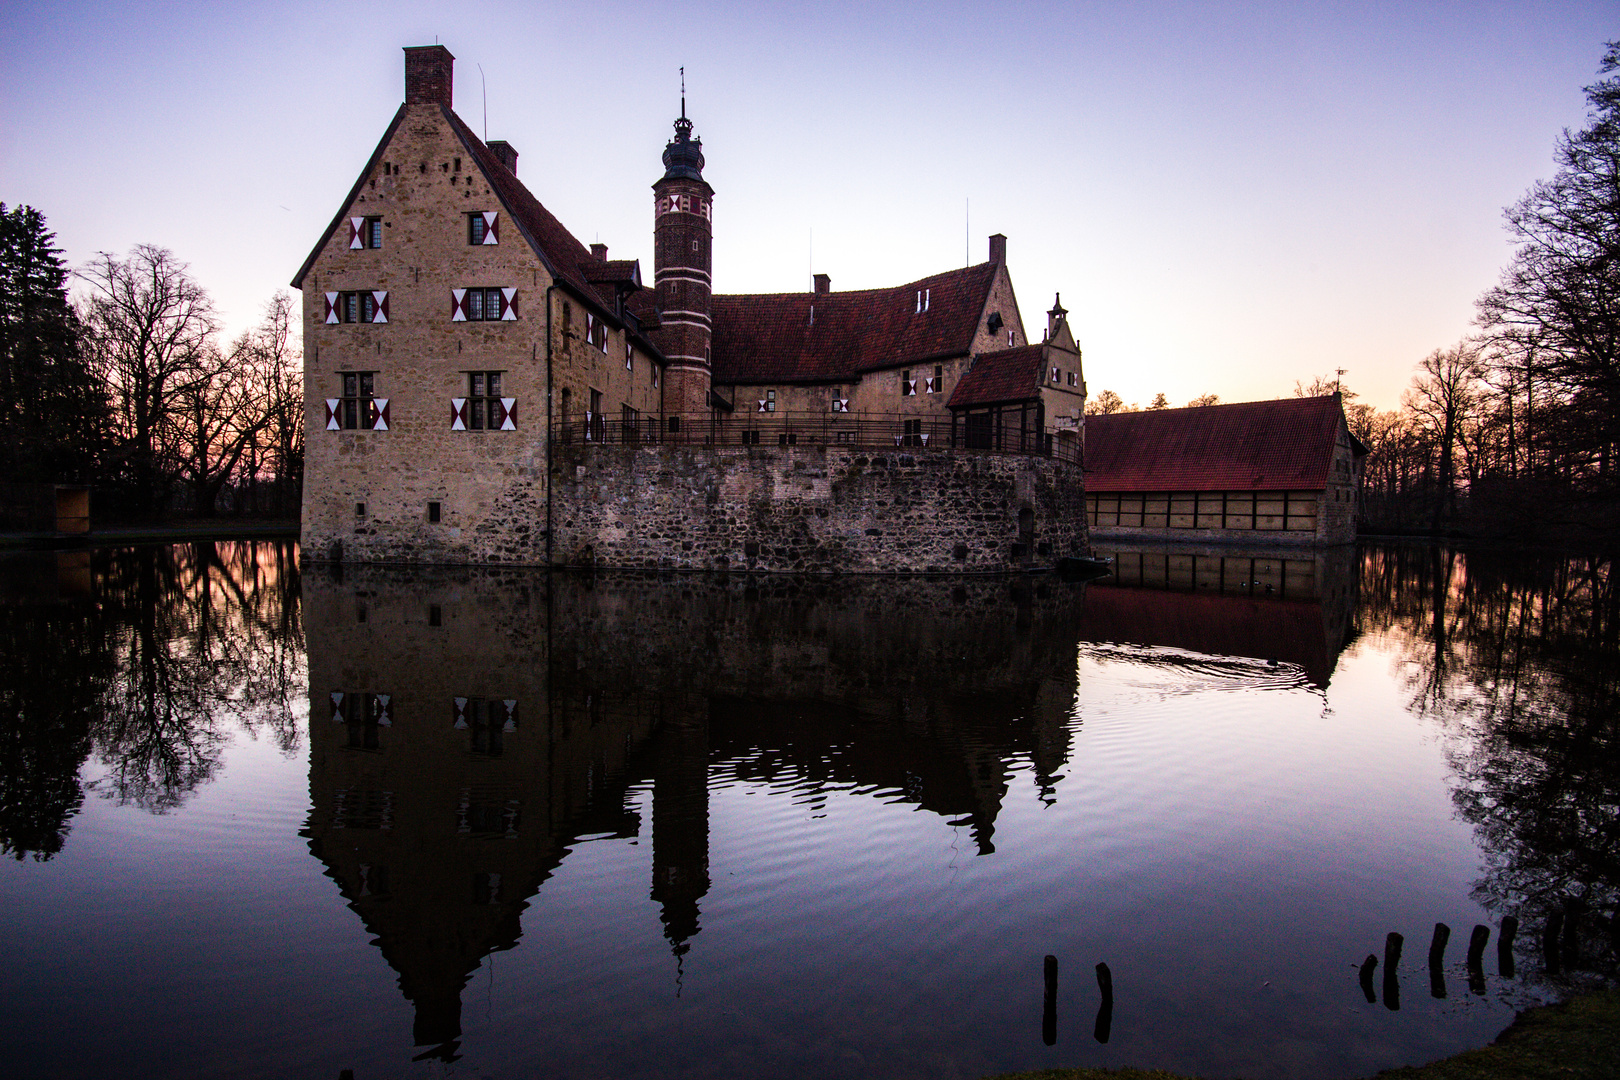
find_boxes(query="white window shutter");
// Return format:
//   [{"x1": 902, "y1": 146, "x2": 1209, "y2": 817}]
[
  {"x1": 450, "y1": 398, "x2": 468, "y2": 431},
  {"x1": 372, "y1": 398, "x2": 390, "y2": 431},
  {"x1": 372, "y1": 291, "x2": 388, "y2": 324},
  {"x1": 482, "y1": 211, "x2": 499, "y2": 244},
  {"x1": 451, "y1": 289, "x2": 467, "y2": 321},
  {"x1": 500, "y1": 287, "x2": 518, "y2": 321},
  {"x1": 905, "y1": 380, "x2": 917, "y2": 396},
  {"x1": 349, "y1": 218, "x2": 363, "y2": 249},
  {"x1": 500, "y1": 398, "x2": 517, "y2": 430},
  {"x1": 325, "y1": 399, "x2": 340, "y2": 430},
  {"x1": 925, "y1": 376, "x2": 936, "y2": 393},
  {"x1": 758, "y1": 399, "x2": 768, "y2": 412},
  {"x1": 330, "y1": 691, "x2": 345, "y2": 722},
  {"x1": 453, "y1": 697, "x2": 469, "y2": 729},
  {"x1": 324, "y1": 292, "x2": 339, "y2": 324},
  {"x1": 376, "y1": 694, "x2": 393, "y2": 726},
  {"x1": 502, "y1": 699, "x2": 518, "y2": 732}
]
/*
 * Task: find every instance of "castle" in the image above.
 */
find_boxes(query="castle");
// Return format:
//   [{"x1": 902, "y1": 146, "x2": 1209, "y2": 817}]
[{"x1": 295, "y1": 46, "x2": 1090, "y2": 573}]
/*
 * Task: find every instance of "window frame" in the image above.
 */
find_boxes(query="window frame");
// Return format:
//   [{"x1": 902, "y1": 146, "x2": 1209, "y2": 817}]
[{"x1": 338, "y1": 371, "x2": 377, "y2": 430}]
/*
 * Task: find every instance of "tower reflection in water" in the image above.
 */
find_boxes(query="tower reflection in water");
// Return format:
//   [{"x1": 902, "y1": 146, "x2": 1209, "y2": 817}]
[{"x1": 302, "y1": 554, "x2": 1356, "y2": 1060}]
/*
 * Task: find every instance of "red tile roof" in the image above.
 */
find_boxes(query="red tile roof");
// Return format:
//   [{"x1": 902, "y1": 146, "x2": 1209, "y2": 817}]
[
  {"x1": 1085, "y1": 396, "x2": 1352, "y2": 492},
  {"x1": 946, "y1": 343, "x2": 1045, "y2": 408},
  {"x1": 710, "y1": 263, "x2": 997, "y2": 385}
]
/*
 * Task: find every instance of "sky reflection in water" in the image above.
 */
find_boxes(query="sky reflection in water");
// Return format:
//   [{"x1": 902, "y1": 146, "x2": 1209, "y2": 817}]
[{"x1": 0, "y1": 541, "x2": 1614, "y2": 1080}]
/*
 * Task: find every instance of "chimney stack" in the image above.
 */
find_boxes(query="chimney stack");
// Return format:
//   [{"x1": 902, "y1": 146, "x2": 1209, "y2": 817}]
[
  {"x1": 989, "y1": 233, "x2": 1007, "y2": 265},
  {"x1": 591, "y1": 243, "x2": 609, "y2": 261},
  {"x1": 813, "y1": 273, "x2": 830, "y2": 295},
  {"x1": 486, "y1": 140, "x2": 519, "y2": 175},
  {"x1": 404, "y1": 45, "x2": 454, "y2": 107}
]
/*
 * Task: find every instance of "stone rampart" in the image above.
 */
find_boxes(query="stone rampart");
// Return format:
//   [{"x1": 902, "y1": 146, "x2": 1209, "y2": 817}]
[{"x1": 549, "y1": 444, "x2": 1087, "y2": 573}]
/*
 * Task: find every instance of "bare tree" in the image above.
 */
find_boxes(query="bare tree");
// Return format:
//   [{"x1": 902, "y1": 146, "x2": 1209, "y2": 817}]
[
  {"x1": 230, "y1": 293, "x2": 303, "y2": 516},
  {"x1": 1146, "y1": 392, "x2": 1170, "y2": 410},
  {"x1": 78, "y1": 246, "x2": 217, "y2": 514},
  {"x1": 1478, "y1": 42, "x2": 1620, "y2": 492},
  {"x1": 1404, "y1": 340, "x2": 1487, "y2": 528},
  {"x1": 1186, "y1": 393, "x2": 1220, "y2": 408},
  {"x1": 1085, "y1": 389, "x2": 1127, "y2": 415}
]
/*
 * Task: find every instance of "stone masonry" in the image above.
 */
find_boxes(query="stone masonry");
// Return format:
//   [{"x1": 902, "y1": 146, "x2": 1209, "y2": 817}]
[{"x1": 550, "y1": 444, "x2": 1087, "y2": 573}]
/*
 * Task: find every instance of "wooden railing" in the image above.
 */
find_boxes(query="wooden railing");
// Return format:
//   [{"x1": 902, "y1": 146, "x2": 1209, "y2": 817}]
[{"x1": 552, "y1": 411, "x2": 1083, "y2": 467}]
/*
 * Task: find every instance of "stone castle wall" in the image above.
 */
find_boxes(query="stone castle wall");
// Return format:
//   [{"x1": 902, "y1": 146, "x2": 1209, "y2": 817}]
[{"x1": 550, "y1": 444, "x2": 1088, "y2": 573}]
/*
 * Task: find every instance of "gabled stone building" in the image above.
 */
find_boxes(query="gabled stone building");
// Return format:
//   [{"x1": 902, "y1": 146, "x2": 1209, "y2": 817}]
[{"x1": 297, "y1": 46, "x2": 1089, "y2": 571}]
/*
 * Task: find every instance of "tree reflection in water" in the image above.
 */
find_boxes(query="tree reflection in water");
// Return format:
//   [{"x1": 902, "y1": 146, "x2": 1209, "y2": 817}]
[
  {"x1": 1359, "y1": 545, "x2": 1620, "y2": 982},
  {"x1": 0, "y1": 542, "x2": 303, "y2": 854}
]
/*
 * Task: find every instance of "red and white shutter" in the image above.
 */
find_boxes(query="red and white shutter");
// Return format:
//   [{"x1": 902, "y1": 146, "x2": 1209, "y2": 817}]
[
  {"x1": 330, "y1": 691, "x2": 345, "y2": 722},
  {"x1": 481, "y1": 211, "x2": 499, "y2": 244},
  {"x1": 376, "y1": 694, "x2": 393, "y2": 726},
  {"x1": 905, "y1": 379, "x2": 917, "y2": 396},
  {"x1": 499, "y1": 398, "x2": 517, "y2": 430},
  {"x1": 450, "y1": 398, "x2": 469, "y2": 431},
  {"x1": 325, "y1": 399, "x2": 340, "y2": 430},
  {"x1": 324, "y1": 292, "x2": 339, "y2": 324},
  {"x1": 371, "y1": 398, "x2": 390, "y2": 431},
  {"x1": 925, "y1": 376, "x2": 937, "y2": 393},
  {"x1": 371, "y1": 291, "x2": 389, "y2": 323},
  {"x1": 758, "y1": 399, "x2": 769, "y2": 413},
  {"x1": 699, "y1": 198, "x2": 711, "y2": 221},
  {"x1": 1051, "y1": 366, "x2": 1060, "y2": 383},
  {"x1": 348, "y1": 218, "x2": 364, "y2": 249},
  {"x1": 453, "y1": 697, "x2": 469, "y2": 729},
  {"x1": 451, "y1": 289, "x2": 468, "y2": 322},
  {"x1": 502, "y1": 700, "x2": 518, "y2": 732},
  {"x1": 500, "y1": 287, "x2": 518, "y2": 321}
]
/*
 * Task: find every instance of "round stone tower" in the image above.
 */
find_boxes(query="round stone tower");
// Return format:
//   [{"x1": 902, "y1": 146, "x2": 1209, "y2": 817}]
[{"x1": 653, "y1": 101, "x2": 714, "y2": 417}]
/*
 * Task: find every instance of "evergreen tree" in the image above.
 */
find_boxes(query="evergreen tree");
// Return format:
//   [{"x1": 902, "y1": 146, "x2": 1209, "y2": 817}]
[{"x1": 0, "y1": 204, "x2": 106, "y2": 482}]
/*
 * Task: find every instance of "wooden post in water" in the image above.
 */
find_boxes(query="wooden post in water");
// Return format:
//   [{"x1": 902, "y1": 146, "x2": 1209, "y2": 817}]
[
  {"x1": 1428, "y1": 923, "x2": 1450, "y2": 999},
  {"x1": 1498, "y1": 915, "x2": 1518, "y2": 978},
  {"x1": 1383, "y1": 932, "x2": 1403, "y2": 1011},
  {"x1": 1043, "y1": 955, "x2": 1058, "y2": 1047},
  {"x1": 1358, "y1": 954, "x2": 1378, "y2": 1004},
  {"x1": 1466, "y1": 924, "x2": 1490, "y2": 996},
  {"x1": 1094, "y1": 962, "x2": 1113, "y2": 1044}
]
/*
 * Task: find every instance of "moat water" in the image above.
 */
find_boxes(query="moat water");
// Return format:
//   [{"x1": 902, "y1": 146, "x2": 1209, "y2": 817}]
[{"x1": 1, "y1": 541, "x2": 1615, "y2": 1080}]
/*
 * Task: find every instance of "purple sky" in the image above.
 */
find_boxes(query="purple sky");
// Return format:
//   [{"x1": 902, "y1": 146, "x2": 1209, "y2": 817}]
[{"x1": 3, "y1": 1, "x2": 1615, "y2": 410}]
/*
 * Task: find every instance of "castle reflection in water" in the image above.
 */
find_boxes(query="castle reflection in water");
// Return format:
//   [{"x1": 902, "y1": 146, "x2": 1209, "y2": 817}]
[{"x1": 301, "y1": 544, "x2": 1357, "y2": 1058}]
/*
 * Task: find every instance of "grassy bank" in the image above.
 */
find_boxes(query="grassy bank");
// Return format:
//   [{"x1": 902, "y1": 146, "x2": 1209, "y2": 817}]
[{"x1": 982, "y1": 988, "x2": 1620, "y2": 1080}]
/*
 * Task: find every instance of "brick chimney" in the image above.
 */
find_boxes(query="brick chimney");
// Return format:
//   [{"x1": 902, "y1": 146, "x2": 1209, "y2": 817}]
[
  {"x1": 404, "y1": 45, "x2": 454, "y2": 107},
  {"x1": 591, "y1": 243, "x2": 609, "y2": 261},
  {"x1": 989, "y1": 233, "x2": 1007, "y2": 265},
  {"x1": 486, "y1": 140, "x2": 519, "y2": 175},
  {"x1": 813, "y1": 273, "x2": 830, "y2": 294}
]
